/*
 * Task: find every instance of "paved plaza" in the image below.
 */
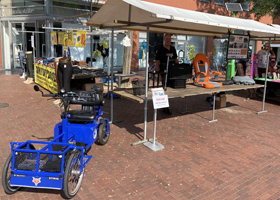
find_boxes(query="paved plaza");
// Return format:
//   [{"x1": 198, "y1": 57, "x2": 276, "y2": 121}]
[{"x1": 1, "y1": 73, "x2": 280, "y2": 200}]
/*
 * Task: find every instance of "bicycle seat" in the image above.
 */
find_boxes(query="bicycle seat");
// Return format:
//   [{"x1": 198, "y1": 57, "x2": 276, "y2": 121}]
[{"x1": 61, "y1": 110, "x2": 98, "y2": 123}]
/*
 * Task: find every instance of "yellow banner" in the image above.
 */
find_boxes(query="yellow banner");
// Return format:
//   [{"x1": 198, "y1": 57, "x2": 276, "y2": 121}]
[
  {"x1": 75, "y1": 31, "x2": 87, "y2": 47},
  {"x1": 64, "y1": 33, "x2": 68, "y2": 51},
  {"x1": 51, "y1": 31, "x2": 57, "y2": 45},
  {"x1": 58, "y1": 32, "x2": 64, "y2": 45},
  {"x1": 68, "y1": 30, "x2": 74, "y2": 46},
  {"x1": 34, "y1": 63, "x2": 58, "y2": 94}
]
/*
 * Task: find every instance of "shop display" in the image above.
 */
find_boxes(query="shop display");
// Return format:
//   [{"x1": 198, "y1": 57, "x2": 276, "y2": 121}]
[{"x1": 34, "y1": 57, "x2": 108, "y2": 93}]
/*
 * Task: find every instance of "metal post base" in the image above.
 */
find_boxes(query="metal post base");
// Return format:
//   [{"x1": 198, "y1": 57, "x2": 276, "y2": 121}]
[
  {"x1": 144, "y1": 141, "x2": 164, "y2": 151},
  {"x1": 257, "y1": 110, "x2": 267, "y2": 114},
  {"x1": 131, "y1": 138, "x2": 157, "y2": 146},
  {"x1": 209, "y1": 119, "x2": 218, "y2": 123}
]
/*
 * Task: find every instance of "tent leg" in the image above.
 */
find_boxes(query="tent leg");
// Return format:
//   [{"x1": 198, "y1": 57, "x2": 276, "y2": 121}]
[
  {"x1": 110, "y1": 29, "x2": 114, "y2": 123},
  {"x1": 132, "y1": 24, "x2": 150, "y2": 145}
]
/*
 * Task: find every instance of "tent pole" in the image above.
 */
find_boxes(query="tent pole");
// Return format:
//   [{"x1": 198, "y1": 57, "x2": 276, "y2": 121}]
[
  {"x1": 132, "y1": 24, "x2": 150, "y2": 146},
  {"x1": 110, "y1": 28, "x2": 114, "y2": 123},
  {"x1": 143, "y1": 24, "x2": 150, "y2": 141},
  {"x1": 257, "y1": 38, "x2": 270, "y2": 114}
]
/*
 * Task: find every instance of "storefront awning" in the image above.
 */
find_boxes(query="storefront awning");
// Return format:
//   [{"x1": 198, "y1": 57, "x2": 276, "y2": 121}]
[{"x1": 86, "y1": 0, "x2": 280, "y2": 38}]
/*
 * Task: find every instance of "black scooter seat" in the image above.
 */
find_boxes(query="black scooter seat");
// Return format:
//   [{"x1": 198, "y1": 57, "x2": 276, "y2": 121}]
[{"x1": 61, "y1": 110, "x2": 98, "y2": 123}]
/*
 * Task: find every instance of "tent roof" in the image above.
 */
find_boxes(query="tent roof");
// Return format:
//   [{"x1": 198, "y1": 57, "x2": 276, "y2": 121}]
[{"x1": 86, "y1": 0, "x2": 280, "y2": 38}]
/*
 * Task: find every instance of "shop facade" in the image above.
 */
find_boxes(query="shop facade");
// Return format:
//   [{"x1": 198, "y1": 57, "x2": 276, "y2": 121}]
[
  {"x1": 0, "y1": 0, "x2": 106, "y2": 70},
  {"x1": 1, "y1": 0, "x2": 279, "y2": 72}
]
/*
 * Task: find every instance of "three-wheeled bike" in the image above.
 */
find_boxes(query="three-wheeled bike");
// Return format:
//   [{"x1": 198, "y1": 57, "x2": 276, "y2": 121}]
[{"x1": 2, "y1": 85, "x2": 110, "y2": 198}]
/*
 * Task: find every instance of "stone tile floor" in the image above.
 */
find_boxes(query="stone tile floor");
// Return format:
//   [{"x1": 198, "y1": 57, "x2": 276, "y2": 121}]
[{"x1": 1, "y1": 73, "x2": 280, "y2": 200}]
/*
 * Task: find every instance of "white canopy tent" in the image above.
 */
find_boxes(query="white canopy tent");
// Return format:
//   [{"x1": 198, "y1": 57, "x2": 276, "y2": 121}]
[
  {"x1": 86, "y1": 0, "x2": 280, "y2": 145},
  {"x1": 86, "y1": 0, "x2": 280, "y2": 38}
]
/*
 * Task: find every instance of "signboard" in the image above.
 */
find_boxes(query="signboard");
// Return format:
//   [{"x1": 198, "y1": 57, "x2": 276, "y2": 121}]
[
  {"x1": 58, "y1": 32, "x2": 64, "y2": 45},
  {"x1": 75, "y1": 31, "x2": 87, "y2": 47},
  {"x1": 151, "y1": 88, "x2": 169, "y2": 109},
  {"x1": 68, "y1": 30, "x2": 74, "y2": 46},
  {"x1": 35, "y1": 63, "x2": 58, "y2": 94},
  {"x1": 227, "y1": 34, "x2": 250, "y2": 59},
  {"x1": 64, "y1": 33, "x2": 68, "y2": 51},
  {"x1": 51, "y1": 31, "x2": 57, "y2": 45}
]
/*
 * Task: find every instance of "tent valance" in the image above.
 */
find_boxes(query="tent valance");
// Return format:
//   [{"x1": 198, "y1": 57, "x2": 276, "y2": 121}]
[{"x1": 86, "y1": 0, "x2": 280, "y2": 38}]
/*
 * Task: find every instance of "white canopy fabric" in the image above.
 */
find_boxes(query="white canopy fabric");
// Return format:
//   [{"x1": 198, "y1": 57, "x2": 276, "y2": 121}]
[{"x1": 86, "y1": 0, "x2": 280, "y2": 38}]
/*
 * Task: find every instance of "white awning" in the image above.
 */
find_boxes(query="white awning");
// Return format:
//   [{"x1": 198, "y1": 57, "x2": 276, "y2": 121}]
[{"x1": 86, "y1": 0, "x2": 280, "y2": 38}]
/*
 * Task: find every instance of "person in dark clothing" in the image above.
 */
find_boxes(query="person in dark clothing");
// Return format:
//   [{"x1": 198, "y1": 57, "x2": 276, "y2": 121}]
[{"x1": 155, "y1": 34, "x2": 179, "y2": 115}]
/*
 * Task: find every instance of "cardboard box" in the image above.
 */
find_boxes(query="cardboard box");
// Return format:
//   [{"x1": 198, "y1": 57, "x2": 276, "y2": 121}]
[
  {"x1": 215, "y1": 94, "x2": 226, "y2": 108},
  {"x1": 82, "y1": 83, "x2": 104, "y2": 98}
]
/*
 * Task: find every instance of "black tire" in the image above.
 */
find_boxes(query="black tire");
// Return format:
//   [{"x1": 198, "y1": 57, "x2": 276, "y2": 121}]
[
  {"x1": 97, "y1": 119, "x2": 110, "y2": 145},
  {"x1": 62, "y1": 151, "x2": 84, "y2": 199},
  {"x1": 2, "y1": 153, "x2": 20, "y2": 194},
  {"x1": 2, "y1": 143, "x2": 35, "y2": 194}
]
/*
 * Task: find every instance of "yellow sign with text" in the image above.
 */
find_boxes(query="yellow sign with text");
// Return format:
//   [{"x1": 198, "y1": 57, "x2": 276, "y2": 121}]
[
  {"x1": 51, "y1": 31, "x2": 57, "y2": 45},
  {"x1": 68, "y1": 30, "x2": 74, "y2": 46},
  {"x1": 75, "y1": 31, "x2": 86, "y2": 47},
  {"x1": 64, "y1": 33, "x2": 68, "y2": 51},
  {"x1": 35, "y1": 63, "x2": 58, "y2": 94},
  {"x1": 58, "y1": 32, "x2": 64, "y2": 45}
]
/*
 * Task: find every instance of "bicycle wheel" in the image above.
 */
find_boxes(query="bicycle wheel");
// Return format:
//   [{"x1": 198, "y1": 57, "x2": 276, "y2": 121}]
[
  {"x1": 62, "y1": 150, "x2": 84, "y2": 199},
  {"x1": 2, "y1": 153, "x2": 20, "y2": 194},
  {"x1": 2, "y1": 143, "x2": 35, "y2": 194}
]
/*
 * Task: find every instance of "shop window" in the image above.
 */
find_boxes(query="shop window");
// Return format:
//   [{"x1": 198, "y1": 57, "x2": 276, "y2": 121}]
[
  {"x1": 199, "y1": 0, "x2": 211, "y2": 3},
  {"x1": 215, "y1": 0, "x2": 225, "y2": 6}
]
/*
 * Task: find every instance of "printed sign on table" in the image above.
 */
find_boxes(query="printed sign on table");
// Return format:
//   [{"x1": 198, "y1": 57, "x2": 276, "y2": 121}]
[
  {"x1": 151, "y1": 88, "x2": 169, "y2": 109},
  {"x1": 227, "y1": 34, "x2": 250, "y2": 59}
]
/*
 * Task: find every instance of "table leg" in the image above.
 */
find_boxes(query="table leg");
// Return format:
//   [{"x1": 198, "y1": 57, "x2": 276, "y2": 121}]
[
  {"x1": 209, "y1": 93, "x2": 218, "y2": 123},
  {"x1": 182, "y1": 97, "x2": 190, "y2": 114}
]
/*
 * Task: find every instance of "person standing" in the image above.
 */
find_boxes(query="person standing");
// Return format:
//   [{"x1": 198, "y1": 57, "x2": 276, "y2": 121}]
[
  {"x1": 155, "y1": 34, "x2": 179, "y2": 82},
  {"x1": 155, "y1": 34, "x2": 179, "y2": 115},
  {"x1": 257, "y1": 42, "x2": 275, "y2": 78},
  {"x1": 24, "y1": 51, "x2": 34, "y2": 84},
  {"x1": 18, "y1": 51, "x2": 26, "y2": 78}
]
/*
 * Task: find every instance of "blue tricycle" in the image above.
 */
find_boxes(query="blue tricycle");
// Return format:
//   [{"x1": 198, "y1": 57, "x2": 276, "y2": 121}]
[{"x1": 2, "y1": 85, "x2": 110, "y2": 199}]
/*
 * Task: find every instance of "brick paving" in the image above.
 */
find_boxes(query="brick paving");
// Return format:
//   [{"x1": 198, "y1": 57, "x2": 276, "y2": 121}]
[{"x1": 1, "y1": 74, "x2": 280, "y2": 200}]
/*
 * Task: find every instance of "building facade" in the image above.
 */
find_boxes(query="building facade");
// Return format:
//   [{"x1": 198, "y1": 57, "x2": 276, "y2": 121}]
[
  {"x1": 0, "y1": 0, "x2": 279, "y2": 72},
  {"x1": 0, "y1": 0, "x2": 106, "y2": 70}
]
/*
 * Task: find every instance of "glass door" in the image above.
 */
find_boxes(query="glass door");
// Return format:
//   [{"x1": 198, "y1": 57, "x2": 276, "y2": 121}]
[{"x1": 12, "y1": 23, "x2": 24, "y2": 69}]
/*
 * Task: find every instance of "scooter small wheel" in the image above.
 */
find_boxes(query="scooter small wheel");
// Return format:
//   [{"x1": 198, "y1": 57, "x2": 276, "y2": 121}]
[
  {"x1": 2, "y1": 153, "x2": 20, "y2": 194},
  {"x1": 62, "y1": 150, "x2": 84, "y2": 199},
  {"x1": 97, "y1": 118, "x2": 110, "y2": 145}
]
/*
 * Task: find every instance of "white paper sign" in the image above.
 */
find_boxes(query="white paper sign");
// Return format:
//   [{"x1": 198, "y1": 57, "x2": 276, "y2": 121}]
[
  {"x1": 152, "y1": 95, "x2": 169, "y2": 109},
  {"x1": 151, "y1": 88, "x2": 169, "y2": 109},
  {"x1": 31, "y1": 35, "x2": 34, "y2": 48}
]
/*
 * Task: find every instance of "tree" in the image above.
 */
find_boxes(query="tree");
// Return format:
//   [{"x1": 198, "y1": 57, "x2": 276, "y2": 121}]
[
  {"x1": 250, "y1": 0, "x2": 280, "y2": 20},
  {"x1": 235, "y1": 0, "x2": 280, "y2": 21}
]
